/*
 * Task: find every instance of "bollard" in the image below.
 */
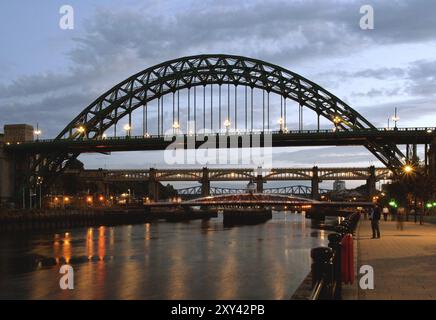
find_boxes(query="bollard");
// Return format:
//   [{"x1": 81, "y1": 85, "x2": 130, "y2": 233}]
[
  {"x1": 311, "y1": 247, "x2": 334, "y2": 299},
  {"x1": 335, "y1": 225, "x2": 348, "y2": 236},
  {"x1": 328, "y1": 233, "x2": 343, "y2": 299}
]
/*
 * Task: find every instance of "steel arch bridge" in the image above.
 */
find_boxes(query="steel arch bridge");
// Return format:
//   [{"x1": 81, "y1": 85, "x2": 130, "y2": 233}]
[
  {"x1": 176, "y1": 185, "x2": 331, "y2": 197},
  {"x1": 30, "y1": 54, "x2": 407, "y2": 186}
]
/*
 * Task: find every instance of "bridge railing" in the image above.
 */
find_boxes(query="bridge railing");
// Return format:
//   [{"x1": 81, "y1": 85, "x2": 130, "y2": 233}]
[
  {"x1": 309, "y1": 212, "x2": 360, "y2": 300},
  {"x1": 5, "y1": 127, "x2": 435, "y2": 145}
]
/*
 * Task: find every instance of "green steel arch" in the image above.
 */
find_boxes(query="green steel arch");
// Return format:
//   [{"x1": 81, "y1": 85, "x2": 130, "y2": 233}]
[{"x1": 33, "y1": 54, "x2": 405, "y2": 185}]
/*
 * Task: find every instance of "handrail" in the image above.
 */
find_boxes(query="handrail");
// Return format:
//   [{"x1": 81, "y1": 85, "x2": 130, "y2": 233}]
[
  {"x1": 309, "y1": 211, "x2": 361, "y2": 300},
  {"x1": 4, "y1": 127, "x2": 435, "y2": 145},
  {"x1": 309, "y1": 278, "x2": 325, "y2": 300}
]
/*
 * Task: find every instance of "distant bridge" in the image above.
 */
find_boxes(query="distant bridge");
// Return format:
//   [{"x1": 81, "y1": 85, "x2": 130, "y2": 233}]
[
  {"x1": 176, "y1": 185, "x2": 331, "y2": 198},
  {"x1": 73, "y1": 166, "x2": 386, "y2": 201},
  {"x1": 143, "y1": 193, "x2": 375, "y2": 210}
]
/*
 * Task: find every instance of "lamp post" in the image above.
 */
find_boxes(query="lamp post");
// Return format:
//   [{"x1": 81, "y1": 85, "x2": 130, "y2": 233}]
[
  {"x1": 392, "y1": 107, "x2": 400, "y2": 129},
  {"x1": 123, "y1": 124, "x2": 131, "y2": 137},
  {"x1": 34, "y1": 123, "x2": 41, "y2": 141},
  {"x1": 224, "y1": 119, "x2": 231, "y2": 134},
  {"x1": 172, "y1": 121, "x2": 180, "y2": 134},
  {"x1": 278, "y1": 117, "x2": 284, "y2": 132},
  {"x1": 36, "y1": 176, "x2": 43, "y2": 209},
  {"x1": 77, "y1": 125, "x2": 86, "y2": 139}
]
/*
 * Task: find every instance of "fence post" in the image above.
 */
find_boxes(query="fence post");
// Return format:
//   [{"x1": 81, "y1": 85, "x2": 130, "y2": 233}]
[{"x1": 328, "y1": 232, "x2": 343, "y2": 299}]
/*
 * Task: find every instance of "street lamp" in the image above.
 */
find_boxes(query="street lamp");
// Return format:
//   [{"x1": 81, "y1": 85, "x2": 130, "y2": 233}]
[
  {"x1": 34, "y1": 124, "x2": 42, "y2": 141},
  {"x1": 391, "y1": 107, "x2": 400, "y2": 129},
  {"x1": 333, "y1": 115, "x2": 342, "y2": 125},
  {"x1": 224, "y1": 119, "x2": 231, "y2": 133},
  {"x1": 36, "y1": 176, "x2": 43, "y2": 208},
  {"x1": 123, "y1": 124, "x2": 131, "y2": 136},
  {"x1": 77, "y1": 126, "x2": 86, "y2": 137},
  {"x1": 403, "y1": 164, "x2": 413, "y2": 174},
  {"x1": 278, "y1": 117, "x2": 284, "y2": 131},
  {"x1": 172, "y1": 121, "x2": 180, "y2": 134}
]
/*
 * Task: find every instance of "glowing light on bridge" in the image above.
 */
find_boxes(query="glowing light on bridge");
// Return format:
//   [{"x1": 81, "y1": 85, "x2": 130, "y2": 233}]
[
  {"x1": 403, "y1": 164, "x2": 414, "y2": 174},
  {"x1": 333, "y1": 115, "x2": 342, "y2": 124},
  {"x1": 123, "y1": 124, "x2": 131, "y2": 136},
  {"x1": 224, "y1": 119, "x2": 231, "y2": 129},
  {"x1": 77, "y1": 126, "x2": 85, "y2": 134},
  {"x1": 278, "y1": 117, "x2": 284, "y2": 131},
  {"x1": 172, "y1": 121, "x2": 180, "y2": 129}
]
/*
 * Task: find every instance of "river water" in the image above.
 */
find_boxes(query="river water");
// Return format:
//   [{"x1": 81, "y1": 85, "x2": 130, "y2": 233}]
[{"x1": 0, "y1": 212, "x2": 328, "y2": 299}]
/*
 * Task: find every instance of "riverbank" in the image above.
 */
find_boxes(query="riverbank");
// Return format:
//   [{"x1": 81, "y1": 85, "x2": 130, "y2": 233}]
[{"x1": 0, "y1": 207, "x2": 217, "y2": 231}]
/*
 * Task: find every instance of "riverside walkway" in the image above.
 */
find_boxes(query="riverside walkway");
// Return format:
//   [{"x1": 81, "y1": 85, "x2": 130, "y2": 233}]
[{"x1": 344, "y1": 218, "x2": 436, "y2": 300}]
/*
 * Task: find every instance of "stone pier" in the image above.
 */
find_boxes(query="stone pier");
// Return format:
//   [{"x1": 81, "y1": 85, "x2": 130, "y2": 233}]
[{"x1": 0, "y1": 124, "x2": 34, "y2": 208}]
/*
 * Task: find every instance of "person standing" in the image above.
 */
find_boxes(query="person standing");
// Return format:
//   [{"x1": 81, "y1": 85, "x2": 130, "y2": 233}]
[
  {"x1": 382, "y1": 206, "x2": 389, "y2": 221},
  {"x1": 370, "y1": 205, "x2": 381, "y2": 239},
  {"x1": 397, "y1": 206, "x2": 405, "y2": 230},
  {"x1": 417, "y1": 207, "x2": 424, "y2": 225},
  {"x1": 411, "y1": 207, "x2": 416, "y2": 223}
]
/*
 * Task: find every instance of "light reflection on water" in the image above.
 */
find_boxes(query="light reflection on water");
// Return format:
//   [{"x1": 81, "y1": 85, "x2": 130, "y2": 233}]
[{"x1": 0, "y1": 212, "x2": 327, "y2": 299}]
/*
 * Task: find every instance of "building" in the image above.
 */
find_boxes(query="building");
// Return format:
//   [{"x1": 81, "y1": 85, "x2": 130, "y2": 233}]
[{"x1": 333, "y1": 180, "x2": 346, "y2": 192}]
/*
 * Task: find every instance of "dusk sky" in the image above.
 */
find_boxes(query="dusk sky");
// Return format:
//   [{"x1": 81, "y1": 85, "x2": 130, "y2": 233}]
[{"x1": 1, "y1": 0, "x2": 435, "y2": 187}]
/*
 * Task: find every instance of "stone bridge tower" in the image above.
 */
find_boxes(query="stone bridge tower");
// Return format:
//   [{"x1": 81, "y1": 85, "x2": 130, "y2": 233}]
[{"x1": 0, "y1": 124, "x2": 34, "y2": 208}]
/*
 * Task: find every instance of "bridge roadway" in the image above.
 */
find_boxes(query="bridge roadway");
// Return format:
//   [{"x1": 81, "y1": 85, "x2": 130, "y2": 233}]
[
  {"x1": 73, "y1": 166, "x2": 386, "y2": 201},
  {"x1": 5, "y1": 127, "x2": 435, "y2": 154},
  {"x1": 175, "y1": 185, "x2": 331, "y2": 197},
  {"x1": 143, "y1": 198, "x2": 374, "y2": 210},
  {"x1": 72, "y1": 166, "x2": 390, "y2": 182}
]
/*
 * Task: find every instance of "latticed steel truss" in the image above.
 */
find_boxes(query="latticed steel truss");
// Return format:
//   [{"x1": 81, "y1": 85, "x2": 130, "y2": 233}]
[{"x1": 31, "y1": 54, "x2": 405, "y2": 186}]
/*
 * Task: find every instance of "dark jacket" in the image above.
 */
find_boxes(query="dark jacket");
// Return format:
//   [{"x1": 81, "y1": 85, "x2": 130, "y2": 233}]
[{"x1": 371, "y1": 206, "x2": 381, "y2": 221}]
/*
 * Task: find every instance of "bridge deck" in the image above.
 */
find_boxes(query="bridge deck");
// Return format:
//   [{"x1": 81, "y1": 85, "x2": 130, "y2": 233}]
[{"x1": 5, "y1": 127, "x2": 435, "y2": 154}]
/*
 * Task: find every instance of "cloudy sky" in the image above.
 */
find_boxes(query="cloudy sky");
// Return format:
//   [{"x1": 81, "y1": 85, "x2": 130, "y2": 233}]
[{"x1": 1, "y1": 0, "x2": 435, "y2": 187}]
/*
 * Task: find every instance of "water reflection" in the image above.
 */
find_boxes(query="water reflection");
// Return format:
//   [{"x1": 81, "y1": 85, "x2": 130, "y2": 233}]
[{"x1": 0, "y1": 212, "x2": 327, "y2": 299}]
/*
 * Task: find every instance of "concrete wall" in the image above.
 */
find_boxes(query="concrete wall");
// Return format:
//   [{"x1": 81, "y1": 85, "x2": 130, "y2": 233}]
[{"x1": 0, "y1": 124, "x2": 34, "y2": 208}]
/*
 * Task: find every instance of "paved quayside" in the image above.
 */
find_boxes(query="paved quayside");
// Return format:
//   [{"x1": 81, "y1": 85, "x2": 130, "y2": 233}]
[{"x1": 343, "y1": 218, "x2": 436, "y2": 300}]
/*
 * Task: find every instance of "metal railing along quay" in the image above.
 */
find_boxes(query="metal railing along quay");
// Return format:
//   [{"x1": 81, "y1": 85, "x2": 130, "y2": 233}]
[{"x1": 309, "y1": 212, "x2": 361, "y2": 300}]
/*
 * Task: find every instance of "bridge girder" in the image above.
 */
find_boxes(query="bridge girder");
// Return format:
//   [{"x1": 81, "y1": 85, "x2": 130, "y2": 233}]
[
  {"x1": 73, "y1": 166, "x2": 393, "y2": 182},
  {"x1": 29, "y1": 54, "x2": 406, "y2": 186}
]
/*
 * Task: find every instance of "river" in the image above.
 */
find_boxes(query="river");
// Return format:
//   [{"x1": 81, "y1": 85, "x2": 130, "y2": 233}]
[{"x1": 0, "y1": 212, "x2": 328, "y2": 299}]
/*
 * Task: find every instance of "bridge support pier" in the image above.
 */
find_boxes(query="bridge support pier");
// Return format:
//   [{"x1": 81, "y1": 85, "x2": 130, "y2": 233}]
[
  {"x1": 0, "y1": 124, "x2": 34, "y2": 208},
  {"x1": 201, "y1": 167, "x2": 210, "y2": 197},
  {"x1": 256, "y1": 173, "x2": 264, "y2": 193},
  {"x1": 311, "y1": 166, "x2": 320, "y2": 200},
  {"x1": 366, "y1": 165, "x2": 376, "y2": 200},
  {"x1": 148, "y1": 168, "x2": 159, "y2": 202}
]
